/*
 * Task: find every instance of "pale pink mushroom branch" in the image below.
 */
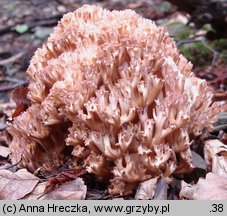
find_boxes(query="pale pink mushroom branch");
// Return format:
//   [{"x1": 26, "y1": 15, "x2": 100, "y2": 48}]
[{"x1": 8, "y1": 5, "x2": 220, "y2": 195}]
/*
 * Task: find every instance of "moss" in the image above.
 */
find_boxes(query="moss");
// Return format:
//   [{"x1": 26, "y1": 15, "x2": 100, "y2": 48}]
[
  {"x1": 179, "y1": 38, "x2": 227, "y2": 66},
  {"x1": 176, "y1": 27, "x2": 195, "y2": 40},
  {"x1": 165, "y1": 21, "x2": 195, "y2": 40},
  {"x1": 179, "y1": 42, "x2": 213, "y2": 67},
  {"x1": 212, "y1": 39, "x2": 227, "y2": 53},
  {"x1": 210, "y1": 39, "x2": 227, "y2": 63},
  {"x1": 202, "y1": 24, "x2": 215, "y2": 32}
]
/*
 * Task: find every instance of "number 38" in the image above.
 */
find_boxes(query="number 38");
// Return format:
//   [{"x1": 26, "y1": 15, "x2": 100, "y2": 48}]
[{"x1": 211, "y1": 204, "x2": 223, "y2": 212}]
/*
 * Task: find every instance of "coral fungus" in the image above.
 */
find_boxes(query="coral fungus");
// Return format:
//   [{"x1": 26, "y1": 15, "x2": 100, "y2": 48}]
[{"x1": 8, "y1": 5, "x2": 219, "y2": 195}]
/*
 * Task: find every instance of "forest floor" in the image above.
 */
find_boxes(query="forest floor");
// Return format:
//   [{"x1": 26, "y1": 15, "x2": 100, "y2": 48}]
[{"x1": 0, "y1": 0, "x2": 226, "y2": 200}]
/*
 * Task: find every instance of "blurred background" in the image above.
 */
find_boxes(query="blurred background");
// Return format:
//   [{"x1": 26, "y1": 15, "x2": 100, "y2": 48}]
[{"x1": 0, "y1": 0, "x2": 226, "y2": 132}]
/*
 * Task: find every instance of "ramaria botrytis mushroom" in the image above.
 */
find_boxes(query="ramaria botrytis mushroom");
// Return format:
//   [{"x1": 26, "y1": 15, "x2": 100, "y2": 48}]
[{"x1": 8, "y1": 5, "x2": 220, "y2": 195}]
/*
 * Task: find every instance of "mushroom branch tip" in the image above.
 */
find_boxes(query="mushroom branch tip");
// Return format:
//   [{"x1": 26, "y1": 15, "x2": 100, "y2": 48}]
[{"x1": 8, "y1": 4, "x2": 220, "y2": 195}]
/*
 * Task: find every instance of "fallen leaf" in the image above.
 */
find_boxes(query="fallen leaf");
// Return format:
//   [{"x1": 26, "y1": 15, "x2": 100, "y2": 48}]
[
  {"x1": 195, "y1": 62, "x2": 227, "y2": 93},
  {"x1": 0, "y1": 116, "x2": 7, "y2": 131},
  {"x1": 11, "y1": 86, "x2": 30, "y2": 106},
  {"x1": 0, "y1": 146, "x2": 9, "y2": 158},
  {"x1": 169, "y1": 178, "x2": 181, "y2": 200},
  {"x1": 12, "y1": 104, "x2": 27, "y2": 118},
  {"x1": 22, "y1": 182, "x2": 47, "y2": 200},
  {"x1": 180, "y1": 172, "x2": 227, "y2": 200},
  {"x1": 14, "y1": 24, "x2": 29, "y2": 34},
  {"x1": 179, "y1": 181, "x2": 196, "y2": 200},
  {"x1": 184, "y1": 151, "x2": 207, "y2": 182},
  {"x1": 153, "y1": 178, "x2": 168, "y2": 200},
  {"x1": 191, "y1": 151, "x2": 207, "y2": 170},
  {"x1": 44, "y1": 167, "x2": 86, "y2": 193},
  {"x1": 135, "y1": 177, "x2": 159, "y2": 200},
  {"x1": 40, "y1": 178, "x2": 87, "y2": 200},
  {"x1": 0, "y1": 169, "x2": 39, "y2": 200},
  {"x1": 86, "y1": 189, "x2": 104, "y2": 200},
  {"x1": 0, "y1": 163, "x2": 13, "y2": 171},
  {"x1": 204, "y1": 139, "x2": 227, "y2": 176},
  {"x1": 11, "y1": 86, "x2": 31, "y2": 118}
]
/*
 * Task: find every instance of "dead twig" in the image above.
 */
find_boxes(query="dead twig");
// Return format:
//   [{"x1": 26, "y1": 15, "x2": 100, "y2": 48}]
[
  {"x1": 0, "y1": 81, "x2": 28, "y2": 92},
  {"x1": 0, "y1": 25, "x2": 14, "y2": 35},
  {"x1": 0, "y1": 77, "x2": 26, "y2": 84},
  {"x1": 177, "y1": 37, "x2": 227, "y2": 66},
  {"x1": 176, "y1": 38, "x2": 202, "y2": 46},
  {"x1": 0, "y1": 15, "x2": 63, "y2": 36},
  {"x1": 0, "y1": 52, "x2": 24, "y2": 65},
  {"x1": 201, "y1": 40, "x2": 227, "y2": 65},
  {"x1": 0, "y1": 157, "x2": 22, "y2": 170}
]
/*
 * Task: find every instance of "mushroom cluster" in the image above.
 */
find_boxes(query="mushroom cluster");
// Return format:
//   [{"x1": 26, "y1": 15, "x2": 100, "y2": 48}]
[{"x1": 8, "y1": 5, "x2": 220, "y2": 195}]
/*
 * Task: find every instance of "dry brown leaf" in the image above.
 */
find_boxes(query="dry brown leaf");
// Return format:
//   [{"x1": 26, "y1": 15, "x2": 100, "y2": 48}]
[
  {"x1": 11, "y1": 85, "x2": 30, "y2": 107},
  {"x1": 180, "y1": 172, "x2": 227, "y2": 200},
  {"x1": 10, "y1": 86, "x2": 31, "y2": 118},
  {"x1": 44, "y1": 167, "x2": 86, "y2": 192},
  {"x1": 39, "y1": 178, "x2": 87, "y2": 200},
  {"x1": 0, "y1": 169, "x2": 39, "y2": 200},
  {"x1": 153, "y1": 178, "x2": 168, "y2": 200},
  {"x1": 204, "y1": 139, "x2": 227, "y2": 176},
  {"x1": 22, "y1": 182, "x2": 47, "y2": 200},
  {"x1": 135, "y1": 177, "x2": 159, "y2": 200},
  {"x1": 0, "y1": 146, "x2": 9, "y2": 158},
  {"x1": 86, "y1": 189, "x2": 104, "y2": 200}
]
